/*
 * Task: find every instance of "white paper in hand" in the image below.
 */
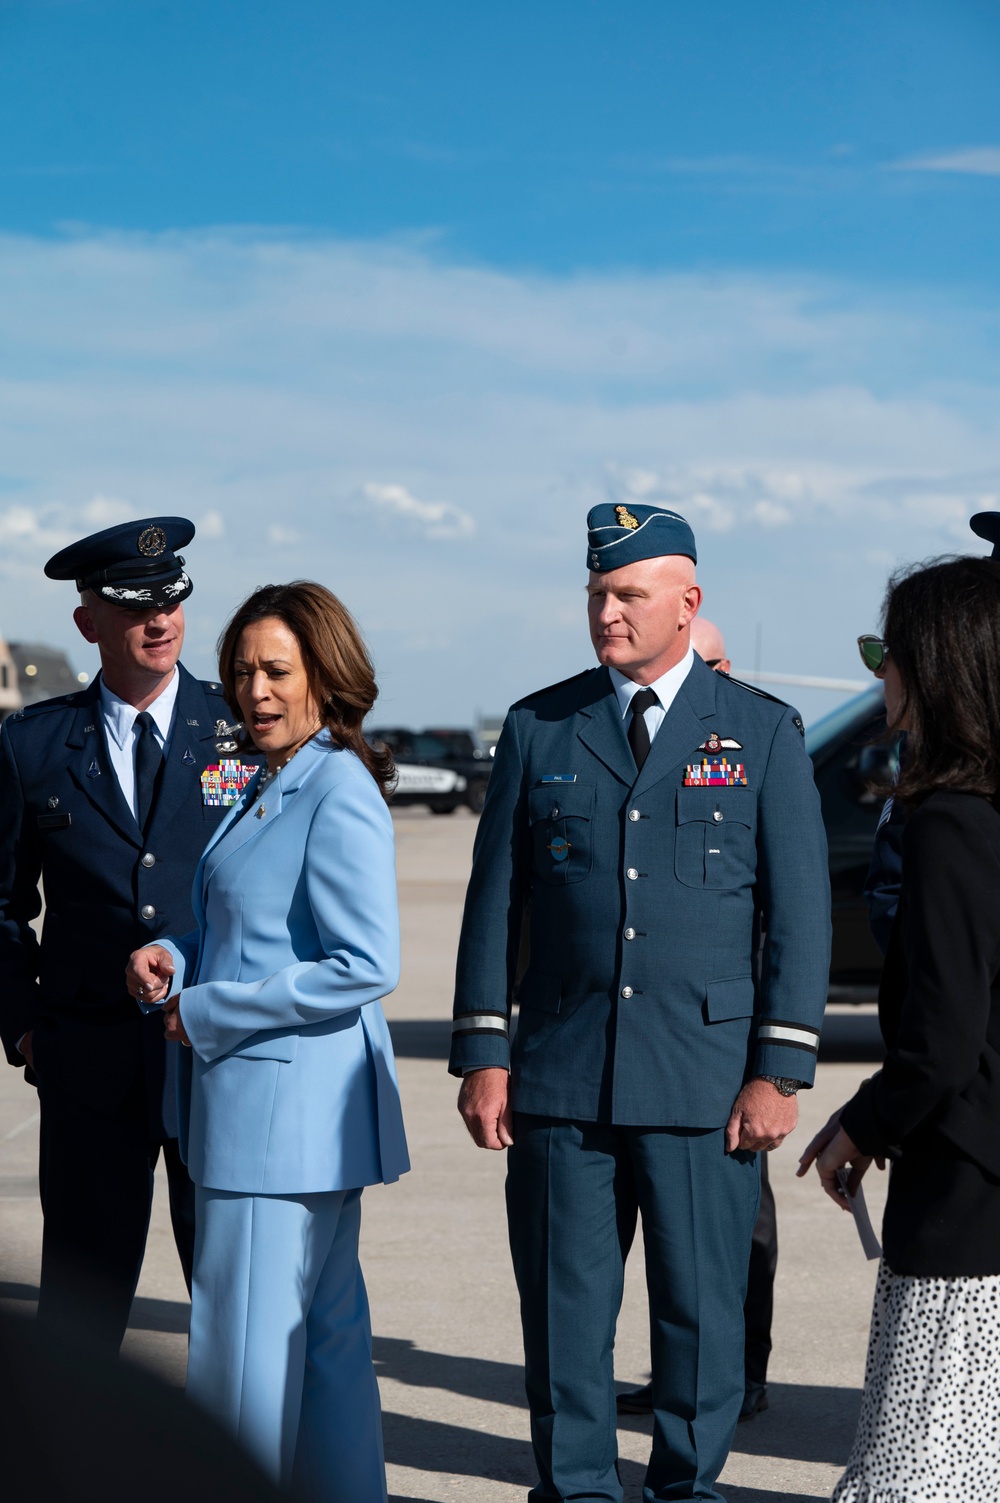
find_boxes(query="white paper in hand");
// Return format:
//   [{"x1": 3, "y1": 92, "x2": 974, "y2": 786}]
[{"x1": 836, "y1": 1167, "x2": 882, "y2": 1260}]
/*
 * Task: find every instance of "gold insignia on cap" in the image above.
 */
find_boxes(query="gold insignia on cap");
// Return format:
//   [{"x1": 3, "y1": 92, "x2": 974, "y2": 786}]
[
  {"x1": 615, "y1": 506, "x2": 640, "y2": 530},
  {"x1": 137, "y1": 526, "x2": 167, "y2": 557}
]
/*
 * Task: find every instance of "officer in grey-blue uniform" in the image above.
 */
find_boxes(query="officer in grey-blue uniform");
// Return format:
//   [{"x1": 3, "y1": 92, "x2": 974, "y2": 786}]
[
  {"x1": 0, "y1": 518, "x2": 257, "y2": 1352},
  {"x1": 451, "y1": 505, "x2": 831, "y2": 1503}
]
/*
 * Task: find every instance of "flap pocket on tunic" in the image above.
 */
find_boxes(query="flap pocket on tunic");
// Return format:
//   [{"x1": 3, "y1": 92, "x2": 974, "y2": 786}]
[
  {"x1": 705, "y1": 976, "x2": 756, "y2": 1023},
  {"x1": 675, "y1": 787, "x2": 757, "y2": 889},
  {"x1": 676, "y1": 786, "x2": 755, "y2": 826},
  {"x1": 527, "y1": 782, "x2": 595, "y2": 886},
  {"x1": 226, "y1": 1032, "x2": 299, "y2": 1062}
]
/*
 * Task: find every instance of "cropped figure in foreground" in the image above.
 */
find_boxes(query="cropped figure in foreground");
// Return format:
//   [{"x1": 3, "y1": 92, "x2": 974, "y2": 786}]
[
  {"x1": 451, "y1": 506, "x2": 831, "y2": 1503},
  {"x1": 801, "y1": 555, "x2": 1000, "y2": 1503},
  {"x1": 128, "y1": 581, "x2": 408, "y2": 1502},
  {"x1": 0, "y1": 516, "x2": 240, "y2": 1352}
]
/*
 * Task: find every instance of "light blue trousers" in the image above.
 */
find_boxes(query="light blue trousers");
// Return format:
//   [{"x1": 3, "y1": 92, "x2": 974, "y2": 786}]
[{"x1": 188, "y1": 1186, "x2": 386, "y2": 1503}]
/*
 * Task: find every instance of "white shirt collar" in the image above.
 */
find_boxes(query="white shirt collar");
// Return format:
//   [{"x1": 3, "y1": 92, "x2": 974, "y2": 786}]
[
  {"x1": 99, "y1": 668, "x2": 180, "y2": 750},
  {"x1": 608, "y1": 647, "x2": 695, "y2": 720}
]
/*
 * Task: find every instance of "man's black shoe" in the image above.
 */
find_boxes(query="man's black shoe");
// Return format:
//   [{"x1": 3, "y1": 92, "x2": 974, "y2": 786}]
[
  {"x1": 615, "y1": 1381, "x2": 653, "y2": 1415},
  {"x1": 739, "y1": 1380, "x2": 768, "y2": 1422}
]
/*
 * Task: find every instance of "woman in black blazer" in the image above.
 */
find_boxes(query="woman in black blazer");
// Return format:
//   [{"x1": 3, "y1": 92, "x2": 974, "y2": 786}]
[{"x1": 800, "y1": 554, "x2": 1000, "y2": 1503}]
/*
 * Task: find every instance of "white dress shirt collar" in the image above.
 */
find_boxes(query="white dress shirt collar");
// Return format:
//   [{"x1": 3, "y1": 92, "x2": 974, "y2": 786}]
[
  {"x1": 100, "y1": 668, "x2": 179, "y2": 752},
  {"x1": 609, "y1": 646, "x2": 695, "y2": 722}
]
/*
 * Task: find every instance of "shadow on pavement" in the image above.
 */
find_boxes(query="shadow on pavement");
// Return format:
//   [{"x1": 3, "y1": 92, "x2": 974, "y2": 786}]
[
  {"x1": 377, "y1": 1337, "x2": 856, "y2": 1479},
  {"x1": 390, "y1": 1009, "x2": 886, "y2": 1065},
  {"x1": 383, "y1": 1410, "x2": 648, "y2": 1496},
  {"x1": 388, "y1": 1019, "x2": 453, "y2": 1060},
  {"x1": 617, "y1": 1380, "x2": 859, "y2": 1468},
  {"x1": 0, "y1": 1281, "x2": 188, "y2": 1334},
  {"x1": 374, "y1": 1334, "x2": 526, "y2": 1409}
]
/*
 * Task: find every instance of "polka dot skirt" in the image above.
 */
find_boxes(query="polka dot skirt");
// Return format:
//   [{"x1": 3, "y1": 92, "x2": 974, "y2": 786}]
[{"x1": 833, "y1": 1261, "x2": 1000, "y2": 1503}]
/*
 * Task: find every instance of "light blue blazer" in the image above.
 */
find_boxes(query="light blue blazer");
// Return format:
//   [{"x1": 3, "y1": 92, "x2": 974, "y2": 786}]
[{"x1": 158, "y1": 732, "x2": 409, "y2": 1195}]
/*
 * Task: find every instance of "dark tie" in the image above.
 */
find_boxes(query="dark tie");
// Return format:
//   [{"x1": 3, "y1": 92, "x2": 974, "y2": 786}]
[
  {"x1": 627, "y1": 688, "x2": 659, "y2": 772},
  {"x1": 134, "y1": 711, "x2": 164, "y2": 831}
]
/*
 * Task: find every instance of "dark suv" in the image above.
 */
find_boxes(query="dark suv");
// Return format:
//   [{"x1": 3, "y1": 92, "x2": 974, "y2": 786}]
[
  {"x1": 369, "y1": 727, "x2": 493, "y2": 815},
  {"x1": 805, "y1": 685, "x2": 898, "y2": 991}
]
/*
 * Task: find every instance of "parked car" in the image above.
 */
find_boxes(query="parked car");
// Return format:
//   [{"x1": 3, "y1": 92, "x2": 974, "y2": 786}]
[
  {"x1": 804, "y1": 684, "x2": 898, "y2": 991},
  {"x1": 368, "y1": 727, "x2": 492, "y2": 815}
]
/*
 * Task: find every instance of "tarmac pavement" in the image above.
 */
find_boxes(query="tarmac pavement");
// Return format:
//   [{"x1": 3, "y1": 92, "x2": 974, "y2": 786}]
[{"x1": 0, "y1": 808, "x2": 888, "y2": 1503}]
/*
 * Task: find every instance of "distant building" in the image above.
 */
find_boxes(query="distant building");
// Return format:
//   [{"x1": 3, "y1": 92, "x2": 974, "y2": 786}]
[
  {"x1": 8, "y1": 642, "x2": 83, "y2": 706},
  {"x1": 0, "y1": 639, "x2": 87, "y2": 721},
  {"x1": 0, "y1": 637, "x2": 19, "y2": 720}
]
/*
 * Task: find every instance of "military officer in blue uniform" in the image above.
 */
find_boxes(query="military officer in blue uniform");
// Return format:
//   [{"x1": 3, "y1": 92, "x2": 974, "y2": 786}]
[
  {"x1": 451, "y1": 504, "x2": 831, "y2": 1503},
  {"x1": 0, "y1": 517, "x2": 257, "y2": 1352}
]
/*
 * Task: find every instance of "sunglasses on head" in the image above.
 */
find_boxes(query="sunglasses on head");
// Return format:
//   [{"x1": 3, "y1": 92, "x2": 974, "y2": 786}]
[{"x1": 857, "y1": 635, "x2": 889, "y2": 673}]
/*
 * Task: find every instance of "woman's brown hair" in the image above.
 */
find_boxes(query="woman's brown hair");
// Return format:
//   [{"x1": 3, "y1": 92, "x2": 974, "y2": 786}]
[
  {"x1": 882, "y1": 555, "x2": 1000, "y2": 803},
  {"x1": 217, "y1": 581, "x2": 395, "y2": 800}
]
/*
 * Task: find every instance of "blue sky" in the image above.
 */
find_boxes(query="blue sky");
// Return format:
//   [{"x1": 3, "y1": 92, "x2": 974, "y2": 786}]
[{"x1": 1, "y1": 1, "x2": 998, "y2": 724}]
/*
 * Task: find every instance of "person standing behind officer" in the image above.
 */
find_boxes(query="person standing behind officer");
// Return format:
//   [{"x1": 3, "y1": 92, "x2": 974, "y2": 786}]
[
  {"x1": 451, "y1": 506, "x2": 831, "y2": 1503},
  {"x1": 0, "y1": 517, "x2": 257, "y2": 1353},
  {"x1": 617, "y1": 616, "x2": 776, "y2": 1426}
]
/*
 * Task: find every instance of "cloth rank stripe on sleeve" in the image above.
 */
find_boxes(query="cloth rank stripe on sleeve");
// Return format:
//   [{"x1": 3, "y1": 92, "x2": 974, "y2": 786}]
[
  {"x1": 756, "y1": 1018, "x2": 821, "y2": 1055},
  {"x1": 452, "y1": 1011, "x2": 509, "y2": 1039}
]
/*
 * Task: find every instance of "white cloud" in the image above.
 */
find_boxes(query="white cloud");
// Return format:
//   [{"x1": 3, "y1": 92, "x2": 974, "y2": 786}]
[
  {"x1": 83, "y1": 494, "x2": 135, "y2": 526},
  {"x1": 198, "y1": 509, "x2": 225, "y2": 539},
  {"x1": 752, "y1": 500, "x2": 792, "y2": 527},
  {"x1": 893, "y1": 147, "x2": 1000, "y2": 176},
  {"x1": 0, "y1": 228, "x2": 996, "y2": 724},
  {"x1": 0, "y1": 504, "x2": 74, "y2": 552},
  {"x1": 362, "y1": 482, "x2": 474, "y2": 540}
]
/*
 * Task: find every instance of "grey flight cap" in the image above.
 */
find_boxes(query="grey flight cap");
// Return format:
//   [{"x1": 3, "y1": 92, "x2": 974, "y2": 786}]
[{"x1": 586, "y1": 503, "x2": 697, "y2": 572}]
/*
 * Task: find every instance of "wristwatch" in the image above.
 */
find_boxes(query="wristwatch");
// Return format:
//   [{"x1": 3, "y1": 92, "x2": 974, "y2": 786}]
[{"x1": 759, "y1": 1074, "x2": 805, "y2": 1097}]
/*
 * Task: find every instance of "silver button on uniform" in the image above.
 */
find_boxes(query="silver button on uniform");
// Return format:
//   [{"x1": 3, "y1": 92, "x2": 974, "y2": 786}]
[
  {"x1": 141, "y1": 853, "x2": 155, "y2": 868},
  {"x1": 713, "y1": 810, "x2": 724, "y2": 823},
  {"x1": 626, "y1": 867, "x2": 638, "y2": 880},
  {"x1": 628, "y1": 809, "x2": 640, "y2": 822},
  {"x1": 624, "y1": 927, "x2": 636, "y2": 940},
  {"x1": 140, "y1": 904, "x2": 156, "y2": 920},
  {"x1": 621, "y1": 986, "x2": 634, "y2": 999}
]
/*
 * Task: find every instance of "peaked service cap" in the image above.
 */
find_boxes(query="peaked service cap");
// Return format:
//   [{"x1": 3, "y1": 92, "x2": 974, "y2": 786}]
[
  {"x1": 45, "y1": 516, "x2": 195, "y2": 610},
  {"x1": 586, "y1": 503, "x2": 697, "y2": 572},
  {"x1": 970, "y1": 512, "x2": 1000, "y2": 560}
]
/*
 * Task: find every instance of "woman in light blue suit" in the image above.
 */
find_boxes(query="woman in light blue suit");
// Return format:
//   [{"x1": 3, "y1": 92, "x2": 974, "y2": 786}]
[{"x1": 127, "y1": 581, "x2": 408, "y2": 1502}]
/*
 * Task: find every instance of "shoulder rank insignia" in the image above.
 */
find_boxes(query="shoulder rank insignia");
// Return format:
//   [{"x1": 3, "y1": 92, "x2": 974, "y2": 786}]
[
  {"x1": 684, "y1": 757, "x2": 748, "y2": 787},
  {"x1": 201, "y1": 760, "x2": 256, "y2": 807},
  {"x1": 614, "y1": 505, "x2": 640, "y2": 530}
]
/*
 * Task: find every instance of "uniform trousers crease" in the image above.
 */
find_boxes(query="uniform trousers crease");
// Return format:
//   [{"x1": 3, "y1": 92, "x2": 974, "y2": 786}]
[{"x1": 507, "y1": 1116, "x2": 759, "y2": 1503}]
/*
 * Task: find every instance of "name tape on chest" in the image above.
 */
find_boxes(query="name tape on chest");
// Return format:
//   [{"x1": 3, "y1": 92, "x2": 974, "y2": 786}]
[
  {"x1": 201, "y1": 759, "x2": 257, "y2": 807},
  {"x1": 684, "y1": 757, "x2": 748, "y2": 788}
]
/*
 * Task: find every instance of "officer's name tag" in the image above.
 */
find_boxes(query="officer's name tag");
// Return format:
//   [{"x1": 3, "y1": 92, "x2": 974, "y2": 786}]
[
  {"x1": 540, "y1": 774, "x2": 577, "y2": 784},
  {"x1": 201, "y1": 760, "x2": 256, "y2": 807}
]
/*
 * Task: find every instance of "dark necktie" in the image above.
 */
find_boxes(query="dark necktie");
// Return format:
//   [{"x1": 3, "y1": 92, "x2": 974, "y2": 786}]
[
  {"x1": 627, "y1": 688, "x2": 659, "y2": 772},
  {"x1": 134, "y1": 711, "x2": 164, "y2": 831}
]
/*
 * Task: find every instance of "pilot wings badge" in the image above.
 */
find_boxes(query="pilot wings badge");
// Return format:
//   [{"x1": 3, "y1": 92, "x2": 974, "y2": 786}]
[
  {"x1": 698, "y1": 732, "x2": 743, "y2": 754},
  {"x1": 214, "y1": 718, "x2": 243, "y2": 753}
]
